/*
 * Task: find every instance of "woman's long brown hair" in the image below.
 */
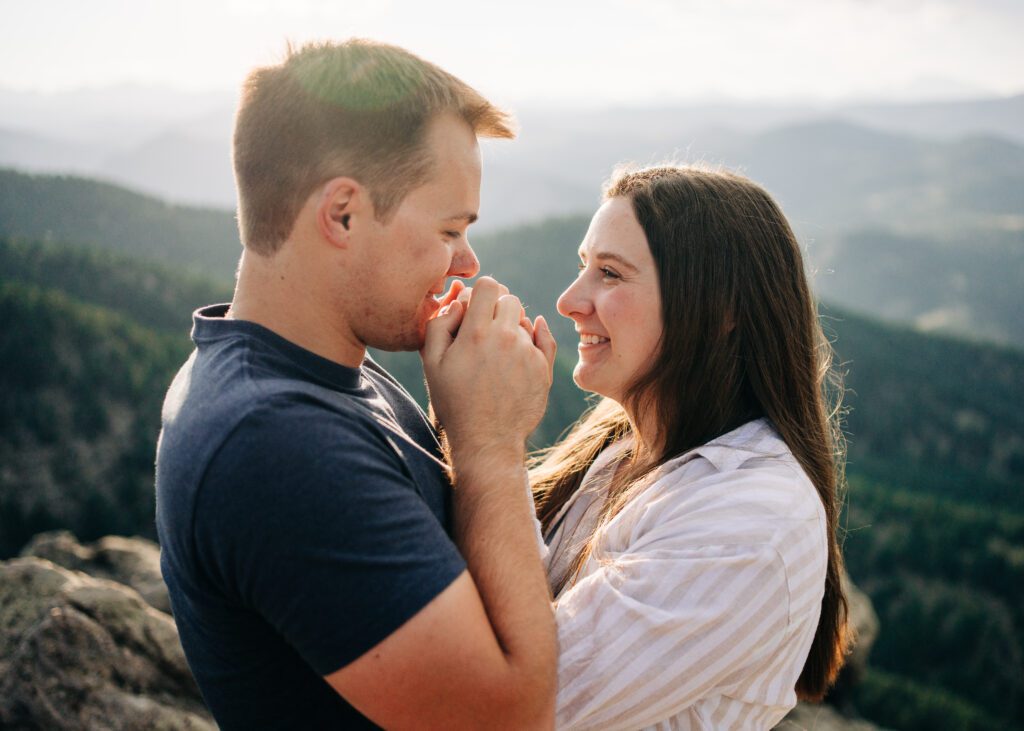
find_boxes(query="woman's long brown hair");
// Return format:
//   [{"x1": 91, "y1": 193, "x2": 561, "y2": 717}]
[{"x1": 531, "y1": 165, "x2": 851, "y2": 701}]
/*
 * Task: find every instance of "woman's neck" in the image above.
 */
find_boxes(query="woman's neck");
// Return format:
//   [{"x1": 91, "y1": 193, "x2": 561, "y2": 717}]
[{"x1": 622, "y1": 402, "x2": 662, "y2": 465}]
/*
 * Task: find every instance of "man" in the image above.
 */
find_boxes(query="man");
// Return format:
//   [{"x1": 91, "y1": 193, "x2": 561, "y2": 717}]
[{"x1": 156, "y1": 39, "x2": 557, "y2": 729}]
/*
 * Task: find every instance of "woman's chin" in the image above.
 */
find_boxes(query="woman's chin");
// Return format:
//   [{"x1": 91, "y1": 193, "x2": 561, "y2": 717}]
[{"x1": 573, "y1": 367, "x2": 611, "y2": 399}]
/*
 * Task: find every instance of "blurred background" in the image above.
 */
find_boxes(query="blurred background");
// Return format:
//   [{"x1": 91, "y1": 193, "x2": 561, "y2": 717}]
[{"x1": 0, "y1": 1, "x2": 1021, "y2": 729}]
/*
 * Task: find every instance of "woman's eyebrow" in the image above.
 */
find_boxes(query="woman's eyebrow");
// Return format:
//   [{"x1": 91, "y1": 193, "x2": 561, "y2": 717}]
[{"x1": 592, "y1": 251, "x2": 639, "y2": 273}]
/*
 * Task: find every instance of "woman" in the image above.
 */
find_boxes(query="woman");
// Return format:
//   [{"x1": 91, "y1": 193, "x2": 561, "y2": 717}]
[{"x1": 531, "y1": 165, "x2": 850, "y2": 730}]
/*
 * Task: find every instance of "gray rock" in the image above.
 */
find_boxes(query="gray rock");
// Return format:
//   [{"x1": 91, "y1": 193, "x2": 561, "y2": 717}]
[
  {"x1": 775, "y1": 574, "x2": 885, "y2": 730},
  {"x1": 8, "y1": 533, "x2": 884, "y2": 730},
  {"x1": 20, "y1": 530, "x2": 171, "y2": 614},
  {"x1": 777, "y1": 702, "x2": 882, "y2": 731},
  {"x1": 844, "y1": 572, "x2": 880, "y2": 683},
  {"x1": 0, "y1": 557, "x2": 213, "y2": 730}
]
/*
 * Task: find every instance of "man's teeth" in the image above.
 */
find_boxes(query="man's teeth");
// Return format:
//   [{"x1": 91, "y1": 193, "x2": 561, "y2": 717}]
[{"x1": 580, "y1": 334, "x2": 609, "y2": 345}]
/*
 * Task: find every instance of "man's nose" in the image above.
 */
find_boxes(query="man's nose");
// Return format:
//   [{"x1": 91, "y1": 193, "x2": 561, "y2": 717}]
[{"x1": 448, "y1": 239, "x2": 480, "y2": 279}]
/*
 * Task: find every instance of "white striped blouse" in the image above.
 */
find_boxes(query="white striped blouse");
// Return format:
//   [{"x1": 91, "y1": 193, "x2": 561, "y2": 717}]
[{"x1": 543, "y1": 418, "x2": 828, "y2": 730}]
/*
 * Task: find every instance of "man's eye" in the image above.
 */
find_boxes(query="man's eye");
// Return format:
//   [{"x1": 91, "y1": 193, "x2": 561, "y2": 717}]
[{"x1": 443, "y1": 231, "x2": 462, "y2": 240}]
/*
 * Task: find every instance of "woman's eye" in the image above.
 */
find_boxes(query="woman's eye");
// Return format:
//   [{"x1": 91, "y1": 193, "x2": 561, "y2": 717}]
[
  {"x1": 443, "y1": 231, "x2": 462, "y2": 240},
  {"x1": 577, "y1": 262, "x2": 620, "y2": 280}
]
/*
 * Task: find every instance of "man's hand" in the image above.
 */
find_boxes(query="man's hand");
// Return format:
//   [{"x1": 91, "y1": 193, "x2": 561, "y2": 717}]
[
  {"x1": 421, "y1": 276, "x2": 557, "y2": 467},
  {"x1": 366, "y1": 276, "x2": 560, "y2": 730},
  {"x1": 437, "y1": 283, "x2": 534, "y2": 336}
]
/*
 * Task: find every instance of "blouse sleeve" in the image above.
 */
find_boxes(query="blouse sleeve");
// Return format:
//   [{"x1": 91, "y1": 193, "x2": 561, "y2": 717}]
[{"x1": 552, "y1": 509, "x2": 792, "y2": 730}]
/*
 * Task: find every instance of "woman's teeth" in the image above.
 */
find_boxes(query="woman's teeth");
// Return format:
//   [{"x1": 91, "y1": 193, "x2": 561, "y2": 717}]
[{"x1": 580, "y1": 334, "x2": 609, "y2": 345}]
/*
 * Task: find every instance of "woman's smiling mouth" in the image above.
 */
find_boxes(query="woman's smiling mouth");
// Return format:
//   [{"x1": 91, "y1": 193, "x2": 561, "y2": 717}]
[{"x1": 579, "y1": 332, "x2": 610, "y2": 347}]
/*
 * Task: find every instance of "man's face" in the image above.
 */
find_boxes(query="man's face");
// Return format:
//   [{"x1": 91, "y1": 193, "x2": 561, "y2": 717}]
[{"x1": 349, "y1": 113, "x2": 482, "y2": 352}]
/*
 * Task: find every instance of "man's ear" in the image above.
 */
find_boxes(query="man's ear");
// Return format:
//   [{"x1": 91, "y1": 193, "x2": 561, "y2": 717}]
[{"x1": 316, "y1": 177, "x2": 368, "y2": 249}]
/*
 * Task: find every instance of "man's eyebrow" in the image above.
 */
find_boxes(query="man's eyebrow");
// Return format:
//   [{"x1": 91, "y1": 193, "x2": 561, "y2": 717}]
[
  {"x1": 446, "y1": 212, "x2": 478, "y2": 224},
  {"x1": 581, "y1": 250, "x2": 639, "y2": 272}
]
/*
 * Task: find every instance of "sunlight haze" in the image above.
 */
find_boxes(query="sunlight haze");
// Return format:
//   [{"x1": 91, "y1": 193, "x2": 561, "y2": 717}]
[{"x1": 1, "y1": 0, "x2": 1021, "y2": 104}]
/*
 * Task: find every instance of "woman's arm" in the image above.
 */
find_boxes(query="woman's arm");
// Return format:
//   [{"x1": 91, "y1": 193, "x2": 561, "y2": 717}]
[
  {"x1": 553, "y1": 540, "x2": 791, "y2": 730},
  {"x1": 550, "y1": 461, "x2": 826, "y2": 730}
]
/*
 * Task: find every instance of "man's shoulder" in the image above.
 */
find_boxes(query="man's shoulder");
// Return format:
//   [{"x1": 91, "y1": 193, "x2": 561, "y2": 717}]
[
  {"x1": 220, "y1": 389, "x2": 399, "y2": 462},
  {"x1": 156, "y1": 346, "x2": 398, "y2": 510},
  {"x1": 166, "y1": 341, "x2": 379, "y2": 437}
]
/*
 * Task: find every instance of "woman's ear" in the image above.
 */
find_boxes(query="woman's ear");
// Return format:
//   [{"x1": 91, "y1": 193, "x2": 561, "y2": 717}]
[{"x1": 316, "y1": 177, "x2": 365, "y2": 249}]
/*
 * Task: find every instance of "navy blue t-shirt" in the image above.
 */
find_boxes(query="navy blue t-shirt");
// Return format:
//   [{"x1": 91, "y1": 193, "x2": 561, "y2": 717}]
[{"x1": 155, "y1": 305, "x2": 466, "y2": 729}]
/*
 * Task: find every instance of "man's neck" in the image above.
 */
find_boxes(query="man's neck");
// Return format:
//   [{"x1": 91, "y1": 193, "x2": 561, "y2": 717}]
[{"x1": 230, "y1": 247, "x2": 366, "y2": 369}]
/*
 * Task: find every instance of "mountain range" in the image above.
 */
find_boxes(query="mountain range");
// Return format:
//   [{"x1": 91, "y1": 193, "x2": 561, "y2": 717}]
[
  {"x1": 4, "y1": 163, "x2": 1022, "y2": 354},
  {"x1": 3, "y1": 86, "x2": 1022, "y2": 353},
  {"x1": 1, "y1": 87, "x2": 1022, "y2": 218}
]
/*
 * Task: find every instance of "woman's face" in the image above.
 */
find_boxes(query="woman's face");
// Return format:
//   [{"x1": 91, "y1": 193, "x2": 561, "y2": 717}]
[{"x1": 556, "y1": 196, "x2": 664, "y2": 404}]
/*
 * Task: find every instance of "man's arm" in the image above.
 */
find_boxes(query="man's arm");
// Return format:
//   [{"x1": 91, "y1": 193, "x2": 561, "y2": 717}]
[{"x1": 326, "y1": 278, "x2": 558, "y2": 730}]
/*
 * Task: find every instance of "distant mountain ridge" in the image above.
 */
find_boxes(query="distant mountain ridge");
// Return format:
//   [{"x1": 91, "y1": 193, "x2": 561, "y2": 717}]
[
  {"x1": 0, "y1": 237, "x2": 231, "y2": 333},
  {"x1": 841, "y1": 92, "x2": 1024, "y2": 146},
  {"x1": 2, "y1": 90, "x2": 1022, "y2": 219},
  {"x1": 0, "y1": 168, "x2": 239, "y2": 278},
  {"x1": 2, "y1": 166, "x2": 1021, "y2": 351},
  {"x1": 731, "y1": 120, "x2": 1024, "y2": 233}
]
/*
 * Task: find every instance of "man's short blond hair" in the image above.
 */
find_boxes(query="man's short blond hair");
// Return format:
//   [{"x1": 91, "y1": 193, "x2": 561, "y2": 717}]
[{"x1": 233, "y1": 39, "x2": 515, "y2": 255}]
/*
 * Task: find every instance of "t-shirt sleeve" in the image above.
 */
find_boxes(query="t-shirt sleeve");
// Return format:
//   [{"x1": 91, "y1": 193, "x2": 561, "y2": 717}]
[{"x1": 194, "y1": 395, "x2": 467, "y2": 676}]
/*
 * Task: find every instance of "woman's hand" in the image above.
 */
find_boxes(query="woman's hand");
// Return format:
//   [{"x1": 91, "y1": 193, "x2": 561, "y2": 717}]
[{"x1": 421, "y1": 276, "x2": 556, "y2": 470}]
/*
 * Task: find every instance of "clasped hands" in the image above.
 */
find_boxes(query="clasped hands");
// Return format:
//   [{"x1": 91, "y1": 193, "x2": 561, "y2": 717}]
[{"x1": 420, "y1": 277, "x2": 557, "y2": 468}]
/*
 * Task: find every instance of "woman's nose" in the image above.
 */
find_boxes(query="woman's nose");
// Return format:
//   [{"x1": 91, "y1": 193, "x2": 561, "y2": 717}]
[{"x1": 556, "y1": 276, "x2": 591, "y2": 320}]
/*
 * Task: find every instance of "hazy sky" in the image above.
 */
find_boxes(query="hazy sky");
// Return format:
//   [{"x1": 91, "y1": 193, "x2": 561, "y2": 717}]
[{"x1": 1, "y1": 0, "x2": 1021, "y2": 104}]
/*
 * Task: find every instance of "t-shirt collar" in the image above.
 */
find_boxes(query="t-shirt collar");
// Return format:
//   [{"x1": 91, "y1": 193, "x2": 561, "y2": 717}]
[{"x1": 190, "y1": 303, "x2": 363, "y2": 391}]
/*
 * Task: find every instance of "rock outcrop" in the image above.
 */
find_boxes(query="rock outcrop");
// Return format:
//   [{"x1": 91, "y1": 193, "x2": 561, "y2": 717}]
[
  {"x1": 21, "y1": 530, "x2": 171, "y2": 614},
  {"x1": 841, "y1": 575, "x2": 881, "y2": 686},
  {"x1": 0, "y1": 556, "x2": 213, "y2": 730},
  {"x1": 2, "y1": 532, "x2": 884, "y2": 730},
  {"x1": 775, "y1": 572, "x2": 884, "y2": 730},
  {"x1": 777, "y1": 702, "x2": 881, "y2": 731}
]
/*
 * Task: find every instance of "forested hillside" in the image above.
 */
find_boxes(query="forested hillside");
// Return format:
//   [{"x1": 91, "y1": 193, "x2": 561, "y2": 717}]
[
  {"x1": 0, "y1": 237, "x2": 230, "y2": 557},
  {"x1": 813, "y1": 227, "x2": 1024, "y2": 348},
  {"x1": 0, "y1": 237, "x2": 232, "y2": 332},
  {"x1": 0, "y1": 168, "x2": 239, "y2": 278},
  {"x1": 0, "y1": 279, "x2": 188, "y2": 556},
  {"x1": 844, "y1": 477, "x2": 1024, "y2": 727}
]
